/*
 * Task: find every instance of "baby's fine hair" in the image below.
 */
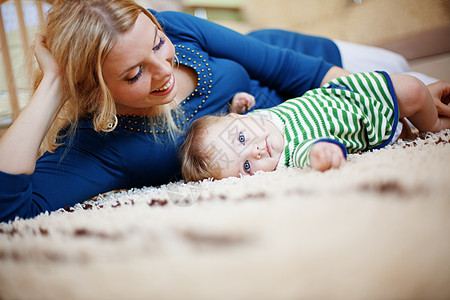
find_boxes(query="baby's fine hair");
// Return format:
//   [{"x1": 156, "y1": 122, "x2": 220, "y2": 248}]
[{"x1": 180, "y1": 115, "x2": 231, "y2": 182}]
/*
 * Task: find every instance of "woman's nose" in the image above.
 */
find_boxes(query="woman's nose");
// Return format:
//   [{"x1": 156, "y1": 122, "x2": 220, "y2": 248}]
[{"x1": 149, "y1": 56, "x2": 172, "y2": 80}]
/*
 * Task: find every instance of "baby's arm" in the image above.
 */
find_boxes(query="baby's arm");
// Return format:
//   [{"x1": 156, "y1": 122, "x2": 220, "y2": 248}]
[
  {"x1": 310, "y1": 141, "x2": 346, "y2": 172},
  {"x1": 229, "y1": 92, "x2": 255, "y2": 114}
]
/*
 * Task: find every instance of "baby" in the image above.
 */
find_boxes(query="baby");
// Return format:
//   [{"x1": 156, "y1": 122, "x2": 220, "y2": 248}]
[{"x1": 180, "y1": 71, "x2": 450, "y2": 182}]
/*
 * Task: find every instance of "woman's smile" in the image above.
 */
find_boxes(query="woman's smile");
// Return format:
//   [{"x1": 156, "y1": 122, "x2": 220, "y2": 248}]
[{"x1": 151, "y1": 74, "x2": 175, "y2": 95}]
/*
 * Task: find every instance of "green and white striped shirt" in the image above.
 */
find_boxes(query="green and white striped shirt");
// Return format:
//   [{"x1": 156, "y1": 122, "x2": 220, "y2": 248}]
[{"x1": 252, "y1": 71, "x2": 399, "y2": 168}]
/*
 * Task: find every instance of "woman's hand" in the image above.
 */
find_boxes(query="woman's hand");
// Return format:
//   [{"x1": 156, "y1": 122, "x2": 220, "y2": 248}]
[
  {"x1": 427, "y1": 80, "x2": 450, "y2": 117},
  {"x1": 34, "y1": 34, "x2": 60, "y2": 77},
  {"x1": 229, "y1": 92, "x2": 255, "y2": 114},
  {"x1": 310, "y1": 142, "x2": 345, "y2": 172}
]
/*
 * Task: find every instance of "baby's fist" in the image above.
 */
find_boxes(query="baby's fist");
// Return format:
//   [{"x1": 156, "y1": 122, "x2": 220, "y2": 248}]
[
  {"x1": 310, "y1": 142, "x2": 345, "y2": 172},
  {"x1": 230, "y1": 92, "x2": 255, "y2": 114}
]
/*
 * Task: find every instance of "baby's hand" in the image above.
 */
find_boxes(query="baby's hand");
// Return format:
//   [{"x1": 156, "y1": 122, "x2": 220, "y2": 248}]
[
  {"x1": 230, "y1": 92, "x2": 255, "y2": 114},
  {"x1": 310, "y1": 142, "x2": 345, "y2": 172}
]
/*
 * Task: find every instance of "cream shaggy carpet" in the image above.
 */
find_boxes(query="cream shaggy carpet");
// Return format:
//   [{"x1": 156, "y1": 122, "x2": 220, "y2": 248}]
[{"x1": 1, "y1": 130, "x2": 450, "y2": 300}]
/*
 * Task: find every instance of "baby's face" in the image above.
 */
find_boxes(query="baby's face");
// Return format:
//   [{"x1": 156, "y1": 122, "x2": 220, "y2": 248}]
[{"x1": 204, "y1": 114, "x2": 284, "y2": 179}]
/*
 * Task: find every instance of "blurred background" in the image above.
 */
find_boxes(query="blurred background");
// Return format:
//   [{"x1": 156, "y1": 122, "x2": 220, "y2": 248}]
[
  {"x1": 1, "y1": 0, "x2": 449, "y2": 134},
  {"x1": 137, "y1": 0, "x2": 450, "y2": 80}
]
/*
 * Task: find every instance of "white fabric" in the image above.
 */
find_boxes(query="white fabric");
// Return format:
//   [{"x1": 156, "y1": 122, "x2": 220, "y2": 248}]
[
  {"x1": 334, "y1": 40, "x2": 439, "y2": 85},
  {"x1": 401, "y1": 72, "x2": 439, "y2": 85},
  {"x1": 390, "y1": 120, "x2": 403, "y2": 145}
]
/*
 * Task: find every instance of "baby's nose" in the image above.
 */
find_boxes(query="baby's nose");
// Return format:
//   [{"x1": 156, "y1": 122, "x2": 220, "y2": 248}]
[{"x1": 252, "y1": 144, "x2": 261, "y2": 159}]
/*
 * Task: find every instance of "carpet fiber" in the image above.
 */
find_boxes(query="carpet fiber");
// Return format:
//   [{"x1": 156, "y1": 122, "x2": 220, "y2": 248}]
[{"x1": 1, "y1": 130, "x2": 450, "y2": 299}]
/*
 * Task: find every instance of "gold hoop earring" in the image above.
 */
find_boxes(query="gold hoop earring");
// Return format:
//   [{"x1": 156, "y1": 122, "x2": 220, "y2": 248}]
[{"x1": 102, "y1": 114, "x2": 118, "y2": 132}]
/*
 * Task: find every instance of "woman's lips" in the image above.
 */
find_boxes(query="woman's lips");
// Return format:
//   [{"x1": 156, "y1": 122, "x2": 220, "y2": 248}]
[{"x1": 150, "y1": 74, "x2": 174, "y2": 96}]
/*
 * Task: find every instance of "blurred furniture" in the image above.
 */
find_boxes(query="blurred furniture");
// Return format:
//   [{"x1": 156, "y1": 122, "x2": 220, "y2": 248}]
[
  {"x1": 0, "y1": 0, "x2": 50, "y2": 135},
  {"x1": 135, "y1": 0, "x2": 184, "y2": 12},
  {"x1": 136, "y1": 0, "x2": 242, "y2": 21}
]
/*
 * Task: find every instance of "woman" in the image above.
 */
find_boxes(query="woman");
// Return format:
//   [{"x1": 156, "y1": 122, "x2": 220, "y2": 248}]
[{"x1": 0, "y1": 0, "x2": 445, "y2": 222}]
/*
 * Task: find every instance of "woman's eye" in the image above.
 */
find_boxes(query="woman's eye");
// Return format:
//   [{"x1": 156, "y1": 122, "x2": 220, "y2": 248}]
[
  {"x1": 126, "y1": 67, "x2": 143, "y2": 84},
  {"x1": 152, "y1": 35, "x2": 165, "y2": 52},
  {"x1": 243, "y1": 161, "x2": 251, "y2": 173},
  {"x1": 239, "y1": 133, "x2": 245, "y2": 144}
]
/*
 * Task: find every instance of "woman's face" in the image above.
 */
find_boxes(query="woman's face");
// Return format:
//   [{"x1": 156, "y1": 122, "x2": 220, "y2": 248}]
[{"x1": 102, "y1": 13, "x2": 176, "y2": 115}]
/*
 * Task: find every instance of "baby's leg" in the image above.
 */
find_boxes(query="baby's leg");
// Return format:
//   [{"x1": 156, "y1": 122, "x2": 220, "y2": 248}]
[{"x1": 390, "y1": 75, "x2": 450, "y2": 132}]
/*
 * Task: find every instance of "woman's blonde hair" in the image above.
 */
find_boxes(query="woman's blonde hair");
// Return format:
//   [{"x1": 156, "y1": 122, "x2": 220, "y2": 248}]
[
  {"x1": 37, "y1": 0, "x2": 177, "y2": 155},
  {"x1": 180, "y1": 115, "x2": 231, "y2": 182}
]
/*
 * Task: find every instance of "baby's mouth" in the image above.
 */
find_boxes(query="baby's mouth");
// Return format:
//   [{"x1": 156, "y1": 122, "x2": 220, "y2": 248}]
[{"x1": 265, "y1": 138, "x2": 272, "y2": 157}]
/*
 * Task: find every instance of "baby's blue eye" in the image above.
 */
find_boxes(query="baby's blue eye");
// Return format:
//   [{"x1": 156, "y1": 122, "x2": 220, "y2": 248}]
[
  {"x1": 243, "y1": 161, "x2": 251, "y2": 173},
  {"x1": 239, "y1": 133, "x2": 245, "y2": 144}
]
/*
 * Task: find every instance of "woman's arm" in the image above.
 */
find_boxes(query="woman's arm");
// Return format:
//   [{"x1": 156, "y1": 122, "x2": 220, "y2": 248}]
[
  {"x1": 0, "y1": 35, "x2": 62, "y2": 175},
  {"x1": 0, "y1": 126, "x2": 181, "y2": 222}
]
